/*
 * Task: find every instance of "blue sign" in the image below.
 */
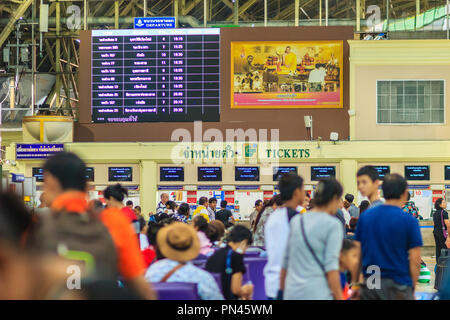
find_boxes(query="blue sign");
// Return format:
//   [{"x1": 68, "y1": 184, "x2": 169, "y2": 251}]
[
  {"x1": 197, "y1": 185, "x2": 222, "y2": 190},
  {"x1": 408, "y1": 185, "x2": 430, "y2": 189},
  {"x1": 158, "y1": 185, "x2": 184, "y2": 190},
  {"x1": 134, "y1": 17, "x2": 176, "y2": 29},
  {"x1": 11, "y1": 173, "x2": 24, "y2": 183},
  {"x1": 236, "y1": 185, "x2": 260, "y2": 190},
  {"x1": 16, "y1": 144, "x2": 64, "y2": 160}
]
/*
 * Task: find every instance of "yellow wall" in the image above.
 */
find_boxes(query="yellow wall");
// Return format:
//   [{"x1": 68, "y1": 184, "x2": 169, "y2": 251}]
[
  {"x1": 348, "y1": 40, "x2": 450, "y2": 140},
  {"x1": 6, "y1": 140, "x2": 450, "y2": 215}
]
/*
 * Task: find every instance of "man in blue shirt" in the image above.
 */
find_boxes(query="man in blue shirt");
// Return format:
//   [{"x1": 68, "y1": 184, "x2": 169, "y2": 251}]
[{"x1": 354, "y1": 173, "x2": 422, "y2": 300}]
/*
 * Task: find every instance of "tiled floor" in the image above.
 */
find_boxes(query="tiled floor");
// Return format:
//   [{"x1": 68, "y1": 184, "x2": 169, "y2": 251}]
[{"x1": 416, "y1": 256, "x2": 437, "y2": 293}]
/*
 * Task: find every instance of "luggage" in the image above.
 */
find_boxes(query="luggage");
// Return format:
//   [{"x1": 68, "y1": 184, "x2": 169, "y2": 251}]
[{"x1": 434, "y1": 255, "x2": 450, "y2": 290}]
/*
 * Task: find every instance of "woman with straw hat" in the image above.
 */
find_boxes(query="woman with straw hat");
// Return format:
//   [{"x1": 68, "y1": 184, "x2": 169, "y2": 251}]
[{"x1": 145, "y1": 223, "x2": 224, "y2": 300}]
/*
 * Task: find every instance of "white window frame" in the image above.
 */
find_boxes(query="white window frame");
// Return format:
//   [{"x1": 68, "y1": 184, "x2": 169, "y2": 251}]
[{"x1": 375, "y1": 79, "x2": 446, "y2": 126}]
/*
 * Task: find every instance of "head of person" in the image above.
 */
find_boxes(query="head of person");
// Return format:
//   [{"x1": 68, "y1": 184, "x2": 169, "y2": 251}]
[
  {"x1": 134, "y1": 206, "x2": 141, "y2": 215},
  {"x1": 210, "y1": 220, "x2": 225, "y2": 242},
  {"x1": 349, "y1": 217, "x2": 358, "y2": 231},
  {"x1": 205, "y1": 224, "x2": 219, "y2": 243},
  {"x1": 0, "y1": 192, "x2": 33, "y2": 299},
  {"x1": 313, "y1": 178, "x2": 343, "y2": 215},
  {"x1": 247, "y1": 55, "x2": 254, "y2": 64},
  {"x1": 157, "y1": 223, "x2": 200, "y2": 263},
  {"x1": 220, "y1": 200, "x2": 227, "y2": 209},
  {"x1": 160, "y1": 193, "x2": 169, "y2": 205},
  {"x1": 208, "y1": 197, "x2": 217, "y2": 211},
  {"x1": 138, "y1": 216, "x2": 147, "y2": 234},
  {"x1": 177, "y1": 203, "x2": 190, "y2": 218},
  {"x1": 406, "y1": 192, "x2": 411, "y2": 202},
  {"x1": 340, "y1": 239, "x2": 359, "y2": 272},
  {"x1": 302, "y1": 191, "x2": 311, "y2": 208},
  {"x1": 192, "y1": 215, "x2": 208, "y2": 233},
  {"x1": 87, "y1": 199, "x2": 104, "y2": 215},
  {"x1": 381, "y1": 173, "x2": 408, "y2": 204},
  {"x1": 344, "y1": 193, "x2": 354, "y2": 209},
  {"x1": 198, "y1": 196, "x2": 208, "y2": 207},
  {"x1": 165, "y1": 200, "x2": 176, "y2": 212},
  {"x1": 226, "y1": 225, "x2": 253, "y2": 254},
  {"x1": 435, "y1": 197, "x2": 447, "y2": 211},
  {"x1": 359, "y1": 200, "x2": 370, "y2": 214},
  {"x1": 254, "y1": 199, "x2": 264, "y2": 213},
  {"x1": 43, "y1": 152, "x2": 87, "y2": 206},
  {"x1": 338, "y1": 198, "x2": 345, "y2": 209},
  {"x1": 103, "y1": 184, "x2": 128, "y2": 208},
  {"x1": 38, "y1": 193, "x2": 48, "y2": 208},
  {"x1": 126, "y1": 200, "x2": 133, "y2": 208},
  {"x1": 278, "y1": 173, "x2": 305, "y2": 206},
  {"x1": 357, "y1": 166, "x2": 380, "y2": 198},
  {"x1": 285, "y1": 46, "x2": 291, "y2": 54}
]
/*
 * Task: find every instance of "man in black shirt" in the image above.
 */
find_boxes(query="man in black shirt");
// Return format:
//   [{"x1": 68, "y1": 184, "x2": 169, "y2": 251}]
[
  {"x1": 205, "y1": 225, "x2": 253, "y2": 300},
  {"x1": 215, "y1": 200, "x2": 235, "y2": 226}
]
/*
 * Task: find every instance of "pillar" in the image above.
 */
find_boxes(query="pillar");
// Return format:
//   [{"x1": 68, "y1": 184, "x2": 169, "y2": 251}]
[
  {"x1": 339, "y1": 159, "x2": 358, "y2": 201},
  {"x1": 140, "y1": 160, "x2": 157, "y2": 219}
]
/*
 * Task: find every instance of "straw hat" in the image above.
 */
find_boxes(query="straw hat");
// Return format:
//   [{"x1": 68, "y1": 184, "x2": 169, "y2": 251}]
[{"x1": 157, "y1": 222, "x2": 200, "y2": 263}]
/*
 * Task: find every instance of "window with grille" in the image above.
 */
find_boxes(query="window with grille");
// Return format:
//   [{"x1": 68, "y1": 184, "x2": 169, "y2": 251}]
[{"x1": 376, "y1": 80, "x2": 445, "y2": 124}]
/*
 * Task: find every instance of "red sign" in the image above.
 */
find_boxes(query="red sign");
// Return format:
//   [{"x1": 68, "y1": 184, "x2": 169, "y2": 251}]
[{"x1": 225, "y1": 198, "x2": 234, "y2": 204}]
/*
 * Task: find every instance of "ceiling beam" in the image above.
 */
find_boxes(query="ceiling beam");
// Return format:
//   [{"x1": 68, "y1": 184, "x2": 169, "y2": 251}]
[
  {"x1": 182, "y1": 0, "x2": 203, "y2": 15},
  {"x1": 0, "y1": 0, "x2": 33, "y2": 49},
  {"x1": 225, "y1": 0, "x2": 259, "y2": 21}
]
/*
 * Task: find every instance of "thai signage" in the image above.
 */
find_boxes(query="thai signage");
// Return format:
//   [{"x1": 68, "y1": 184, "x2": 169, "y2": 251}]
[{"x1": 16, "y1": 144, "x2": 64, "y2": 160}]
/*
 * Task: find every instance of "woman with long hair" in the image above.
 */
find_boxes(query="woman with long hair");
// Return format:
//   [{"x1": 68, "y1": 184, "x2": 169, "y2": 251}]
[
  {"x1": 280, "y1": 178, "x2": 344, "y2": 300},
  {"x1": 433, "y1": 198, "x2": 449, "y2": 264},
  {"x1": 252, "y1": 194, "x2": 283, "y2": 247}
]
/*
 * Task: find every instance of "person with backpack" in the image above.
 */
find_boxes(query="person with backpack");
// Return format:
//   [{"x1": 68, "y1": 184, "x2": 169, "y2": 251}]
[
  {"x1": 263, "y1": 173, "x2": 305, "y2": 300},
  {"x1": 252, "y1": 194, "x2": 283, "y2": 247},
  {"x1": 279, "y1": 178, "x2": 344, "y2": 300},
  {"x1": 402, "y1": 192, "x2": 419, "y2": 219},
  {"x1": 31, "y1": 152, "x2": 155, "y2": 300},
  {"x1": 433, "y1": 198, "x2": 449, "y2": 264},
  {"x1": 205, "y1": 225, "x2": 254, "y2": 300},
  {"x1": 103, "y1": 184, "x2": 138, "y2": 223}
]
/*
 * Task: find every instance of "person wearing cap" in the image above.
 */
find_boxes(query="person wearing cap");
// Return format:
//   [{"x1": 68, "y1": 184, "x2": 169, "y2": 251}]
[{"x1": 145, "y1": 222, "x2": 224, "y2": 300}]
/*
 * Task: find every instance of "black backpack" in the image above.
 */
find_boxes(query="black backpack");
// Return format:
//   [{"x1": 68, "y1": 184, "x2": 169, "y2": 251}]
[{"x1": 29, "y1": 209, "x2": 119, "y2": 281}]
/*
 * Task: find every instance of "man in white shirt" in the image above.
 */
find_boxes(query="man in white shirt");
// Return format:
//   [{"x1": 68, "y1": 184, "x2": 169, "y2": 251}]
[
  {"x1": 264, "y1": 173, "x2": 305, "y2": 299},
  {"x1": 339, "y1": 198, "x2": 351, "y2": 226},
  {"x1": 156, "y1": 193, "x2": 169, "y2": 216}
]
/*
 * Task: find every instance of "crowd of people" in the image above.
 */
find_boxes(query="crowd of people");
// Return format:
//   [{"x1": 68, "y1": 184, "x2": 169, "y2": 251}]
[{"x1": 0, "y1": 151, "x2": 449, "y2": 300}]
